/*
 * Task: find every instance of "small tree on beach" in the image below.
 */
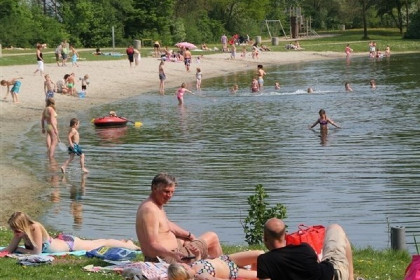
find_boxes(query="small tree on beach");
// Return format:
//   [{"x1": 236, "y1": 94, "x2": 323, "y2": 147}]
[{"x1": 242, "y1": 184, "x2": 287, "y2": 245}]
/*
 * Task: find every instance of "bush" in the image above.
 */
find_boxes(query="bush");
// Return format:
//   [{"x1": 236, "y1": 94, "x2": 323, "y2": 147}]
[
  {"x1": 242, "y1": 184, "x2": 287, "y2": 245},
  {"x1": 405, "y1": 12, "x2": 420, "y2": 39}
]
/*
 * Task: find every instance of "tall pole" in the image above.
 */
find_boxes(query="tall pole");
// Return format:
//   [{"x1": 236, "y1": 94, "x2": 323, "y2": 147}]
[{"x1": 112, "y1": 26, "x2": 115, "y2": 50}]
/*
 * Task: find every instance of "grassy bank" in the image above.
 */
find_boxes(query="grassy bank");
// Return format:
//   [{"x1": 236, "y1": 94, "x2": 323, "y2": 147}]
[
  {"x1": 0, "y1": 227, "x2": 411, "y2": 280},
  {"x1": 1, "y1": 28, "x2": 419, "y2": 67}
]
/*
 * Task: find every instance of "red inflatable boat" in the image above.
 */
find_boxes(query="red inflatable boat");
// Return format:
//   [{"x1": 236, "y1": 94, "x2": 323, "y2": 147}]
[{"x1": 93, "y1": 116, "x2": 129, "y2": 127}]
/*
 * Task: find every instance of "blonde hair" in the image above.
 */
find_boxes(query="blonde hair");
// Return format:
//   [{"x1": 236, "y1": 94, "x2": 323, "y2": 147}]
[
  {"x1": 167, "y1": 263, "x2": 191, "y2": 280},
  {"x1": 8, "y1": 212, "x2": 48, "y2": 249},
  {"x1": 45, "y1": 97, "x2": 56, "y2": 111}
]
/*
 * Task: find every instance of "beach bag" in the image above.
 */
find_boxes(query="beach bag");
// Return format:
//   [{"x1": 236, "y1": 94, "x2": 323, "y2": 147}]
[
  {"x1": 86, "y1": 246, "x2": 137, "y2": 261},
  {"x1": 405, "y1": 255, "x2": 420, "y2": 280},
  {"x1": 286, "y1": 224, "x2": 325, "y2": 259}
]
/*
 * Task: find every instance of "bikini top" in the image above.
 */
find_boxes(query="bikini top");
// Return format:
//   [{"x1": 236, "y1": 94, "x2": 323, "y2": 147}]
[
  {"x1": 319, "y1": 119, "x2": 328, "y2": 125},
  {"x1": 193, "y1": 259, "x2": 216, "y2": 277}
]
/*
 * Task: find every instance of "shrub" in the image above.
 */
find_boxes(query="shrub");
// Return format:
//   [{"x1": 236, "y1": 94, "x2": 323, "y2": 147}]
[
  {"x1": 405, "y1": 12, "x2": 420, "y2": 39},
  {"x1": 242, "y1": 184, "x2": 287, "y2": 245}
]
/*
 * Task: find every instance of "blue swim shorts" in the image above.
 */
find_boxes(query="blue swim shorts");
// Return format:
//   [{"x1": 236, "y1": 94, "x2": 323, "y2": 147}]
[
  {"x1": 68, "y1": 143, "x2": 83, "y2": 156},
  {"x1": 11, "y1": 81, "x2": 21, "y2": 94}
]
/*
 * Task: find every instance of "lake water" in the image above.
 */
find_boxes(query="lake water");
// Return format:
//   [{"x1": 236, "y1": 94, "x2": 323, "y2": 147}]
[{"x1": 15, "y1": 53, "x2": 420, "y2": 252}]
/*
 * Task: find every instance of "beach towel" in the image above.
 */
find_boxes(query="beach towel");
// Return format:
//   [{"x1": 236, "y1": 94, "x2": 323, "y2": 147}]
[
  {"x1": 86, "y1": 246, "x2": 139, "y2": 261},
  {"x1": 18, "y1": 255, "x2": 54, "y2": 266},
  {"x1": 0, "y1": 247, "x2": 86, "y2": 257},
  {"x1": 83, "y1": 261, "x2": 169, "y2": 280}
]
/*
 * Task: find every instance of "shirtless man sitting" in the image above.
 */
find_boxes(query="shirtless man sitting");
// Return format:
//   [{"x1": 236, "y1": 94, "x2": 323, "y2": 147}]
[{"x1": 136, "y1": 173, "x2": 223, "y2": 264}]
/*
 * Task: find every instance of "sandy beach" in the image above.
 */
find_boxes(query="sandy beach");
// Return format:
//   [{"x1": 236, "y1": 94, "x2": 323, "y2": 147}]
[{"x1": 0, "y1": 50, "x2": 348, "y2": 225}]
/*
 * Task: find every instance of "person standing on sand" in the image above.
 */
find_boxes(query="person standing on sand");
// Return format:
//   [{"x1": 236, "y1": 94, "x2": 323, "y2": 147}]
[
  {"x1": 136, "y1": 173, "x2": 223, "y2": 264},
  {"x1": 41, "y1": 98, "x2": 59, "y2": 160},
  {"x1": 1, "y1": 77, "x2": 23, "y2": 103},
  {"x1": 61, "y1": 40, "x2": 69, "y2": 66},
  {"x1": 70, "y1": 45, "x2": 79, "y2": 67},
  {"x1": 154, "y1": 41, "x2": 161, "y2": 57},
  {"x1": 55, "y1": 44, "x2": 62, "y2": 66},
  {"x1": 44, "y1": 74, "x2": 56, "y2": 101},
  {"x1": 184, "y1": 48, "x2": 192, "y2": 72},
  {"x1": 61, "y1": 118, "x2": 89, "y2": 173},
  {"x1": 221, "y1": 34, "x2": 228, "y2": 52},
  {"x1": 159, "y1": 60, "x2": 166, "y2": 95},
  {"x1": 34, "y1": 44, "x2": 44, "y2": 76}
]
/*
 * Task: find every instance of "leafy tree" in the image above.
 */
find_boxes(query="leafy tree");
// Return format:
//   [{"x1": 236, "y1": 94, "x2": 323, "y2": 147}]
[
  {"x1": 242, "y1": 184, "x2": 287, "y2": 245},
  {"x1": 405, "y1": 11, "x2": 420, "y2": 38}
]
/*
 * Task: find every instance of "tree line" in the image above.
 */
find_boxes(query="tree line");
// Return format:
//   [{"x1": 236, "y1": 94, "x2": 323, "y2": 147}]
[{"x1": 0, "y1": 0, "x2": 419, "y2": 48}]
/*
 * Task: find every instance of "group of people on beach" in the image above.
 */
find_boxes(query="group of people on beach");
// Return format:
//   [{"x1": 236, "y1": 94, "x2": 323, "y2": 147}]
[{"x1": 2, "y1": 173, "x2": 354, "y2": 280}]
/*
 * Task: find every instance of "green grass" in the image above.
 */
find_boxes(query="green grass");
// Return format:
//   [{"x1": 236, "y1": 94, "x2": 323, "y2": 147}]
[
  {"x1": 0, "y1": 227, "x2": 411, "y2": 280},
  {"x1": 1, "y1": 29, "x2": 419, "y2": 67}
]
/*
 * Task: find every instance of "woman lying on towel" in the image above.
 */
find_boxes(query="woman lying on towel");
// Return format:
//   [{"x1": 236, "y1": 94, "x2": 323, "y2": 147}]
[
  {"x1": 168, "y1": 249, "x2": 264, "y2": 280},
  {"x1": 0, "y1": 212, "x2": 139, "y2": 255}
]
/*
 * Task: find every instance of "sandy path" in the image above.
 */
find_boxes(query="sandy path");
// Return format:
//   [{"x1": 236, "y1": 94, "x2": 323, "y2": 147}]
[{"x1": 0, "y1": 50, "x2": 347, "y2": 224}]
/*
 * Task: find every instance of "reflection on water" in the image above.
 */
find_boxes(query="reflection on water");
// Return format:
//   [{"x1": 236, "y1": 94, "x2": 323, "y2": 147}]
[{"x1": 14, "y1": 54, "x2": 420, "y2": 252}]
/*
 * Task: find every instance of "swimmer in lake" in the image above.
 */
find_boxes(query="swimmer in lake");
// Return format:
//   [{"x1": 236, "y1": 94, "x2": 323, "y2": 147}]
[{"x1": 309, "y1": 109, "x2": 341, "y2": 130}]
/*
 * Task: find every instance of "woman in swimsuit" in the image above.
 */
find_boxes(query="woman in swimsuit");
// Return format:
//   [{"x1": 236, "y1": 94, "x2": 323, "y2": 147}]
[
  {"x1": 168, "y1": 250, "x2": 263, "y2": 280},
  {"x1": 310, "y1": 109, "x2": 341, "y2": 130},
  {"x1": 41, "y1": 98, "x2": 59, "y2": 159},
  {"x1": 0, "y1": 212, "x2": 140, "y2": 255}
]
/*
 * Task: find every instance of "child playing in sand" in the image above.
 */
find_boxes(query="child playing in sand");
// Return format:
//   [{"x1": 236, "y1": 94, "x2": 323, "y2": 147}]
[
  {"x1": 70, "y1": 45, "x2": 79, "y2": 67},
  {"x1": 176, "y1": 82, "x2": 194, "y2": 105},
  {"x1": 1, "y1": 77, "x2": 23, "y2": 103},
  {"x1": 44, "y1": 74, "x2": 55, "y2": 101},
  {"x1": 251, "y1": 78, "x2": 259, "y2": 93},
  {"x1": 61, "y1": 118, "x2": 89, "y2": 173},
  {"x1": 80, "y1": 74, "x2": 89, "y2": 93},
  {"x1": 196, "y1": 68, "x2": 202, "y2": 91},
  {"x1": 66, "y1": 73, "x2": 77, "y2": 96}
]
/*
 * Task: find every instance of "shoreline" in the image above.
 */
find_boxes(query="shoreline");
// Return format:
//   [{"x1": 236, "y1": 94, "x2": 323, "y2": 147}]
[{"x1": 0, "y1": 51, "x2": 353, "y2": 225}]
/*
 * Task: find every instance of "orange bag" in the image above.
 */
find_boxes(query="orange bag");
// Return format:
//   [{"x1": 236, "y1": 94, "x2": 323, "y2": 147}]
[{"x1": 286, "y1": 224, "x2": 325, "y2": 259}]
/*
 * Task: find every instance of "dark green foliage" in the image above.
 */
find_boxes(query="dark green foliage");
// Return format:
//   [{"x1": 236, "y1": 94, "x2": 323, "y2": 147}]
[
  {"x1": 1, "y1": 0, "x2": 419, "y2": 48},
  {"x1": 405, "y1": 12, "x2": 420, "y2": 39},
  {"x1": 242, "y1": 184, "x2": 287, "y2": 245}
]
